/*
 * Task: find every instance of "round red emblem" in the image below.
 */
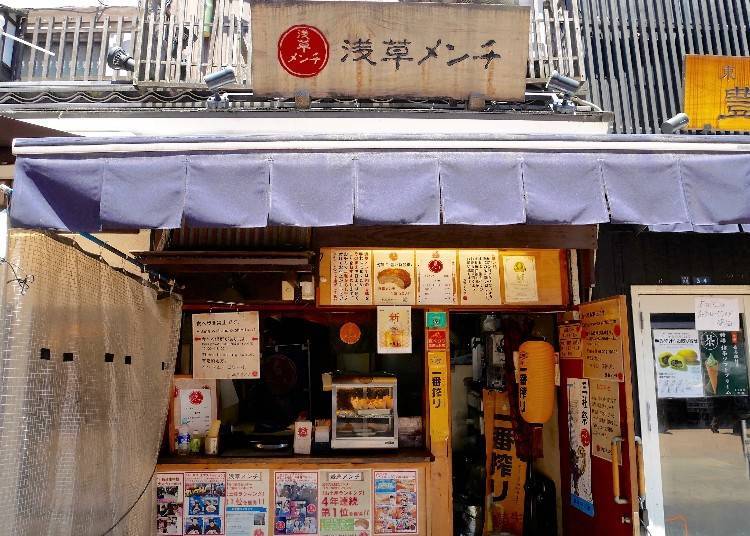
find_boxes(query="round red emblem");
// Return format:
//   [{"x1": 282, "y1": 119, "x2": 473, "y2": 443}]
[
  {"x1": 580, "y1": 429, "x2": 591, "y2": 447},
  {"x1": 254, "y1": 529, "x2": 264, "y2": 536},
  {"x1": 189, "y1": 390, "x2": 203, "y2": 405},
  {"x1": 277, "y1": 25, "x2": 329, "y2": 78},
  {"x1": 307, "y1": 503, "x2": 317, "y2": 514},
  {"x1": 613, "y1": 324, "x2": 621, "y2": 337},
  {"x1": 428, "y1": 259, "x2": 443, "y2": 273}
]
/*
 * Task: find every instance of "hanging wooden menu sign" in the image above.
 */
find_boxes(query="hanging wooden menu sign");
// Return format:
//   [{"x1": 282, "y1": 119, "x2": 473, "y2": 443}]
[
  {"x1": 373, "y1": 250, "x2": 416, "y2": 305},
  {"x1": 331, "y1": 249, "x2": 372, "y2": 305},
  {"x1": 581, "y1": 298, "x2": 625, "y2": 382},
  {"x1": 458, "y1": 249, "x2": 501, "y2": 306},
  {"x1": 416, "y1": 250, "x2": 457, "y2": 305}
]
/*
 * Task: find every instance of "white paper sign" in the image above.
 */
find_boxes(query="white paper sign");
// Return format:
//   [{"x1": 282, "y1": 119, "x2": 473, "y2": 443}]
[
  {"x1": 192, "y1": 312, "x2": 261, "y2": 380},
  {"x1": 652, "y1": 329, "x2": 703, "y2": 398},
  {"x1": 416, "y1": 249, "x2": 457, "y2": 305},
  {"x1": 179, "y1": 388, "x2": 212, "y2": 435},
  {"x1": 377, "y1": 306, "x2": 412, "y2": 354},
  {"x1": 226, "y1": 470, "x2": 269, "y2": 536},
  {"x1": 502, "y1": 255, "x2": 539, "y2": 303},
  {"x1": 331, "y1": 249, "x2": 373, "y2": 305},
  {"x1": 458, "y1": 249, "x2": 501, "y2": 306},
  {"x1": 373, "y1": 250, "x2": 416, "y2": 305},
  {"x1": 589, "y1": 379, "x2": 621, "y2": 462},
  {"x1": 695, "y1": 297, "x2": 740, "y2": 331}
]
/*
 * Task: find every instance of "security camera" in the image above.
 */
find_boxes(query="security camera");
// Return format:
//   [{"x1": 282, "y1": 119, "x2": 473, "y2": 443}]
[
  {"x1": 660, "y1": 113, "x2": 690, "y2": 134},
  {"x1": 546, "y1": 70, "x2": 581, "y2": 97},
  {"x1": 107, "y1": 46, "x2": 135, "y2": 72},
  {"x1": 204, "y1": 67, "x2": 237, "y2": 92}
]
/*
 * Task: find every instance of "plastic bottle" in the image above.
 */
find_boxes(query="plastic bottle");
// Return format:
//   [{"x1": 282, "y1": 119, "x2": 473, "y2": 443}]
[{"x1": 177, "y1": 425, "x2": 191, "y2": 455}]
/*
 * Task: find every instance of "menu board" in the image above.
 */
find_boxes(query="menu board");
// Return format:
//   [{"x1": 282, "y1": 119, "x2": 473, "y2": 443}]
[
  {"x1": 376, "y1": 306, "x2": 412, "y2": 354},
  {"x1": 319, "y1": 470, "x2": 373, "y2": 536},
  {"x1": 581, "y1": 299, "x2": 625, "y2": 382},
  {"x1": 373, "y1": 250, "x2": 415, "y2": 305},
  {"x1": 331, "y1": 249, "x2": 373, "y2": 305},
  {"x1": 652, "y1": 329, "x2": 703, "y2": 398},
  {"x1": 502, "y1": 255, "x2": 539, "y2": 303},
  {"x1": 699, "y1": 330, "x2": 749, "y2": 397},
  {"x1": 184, "y1": 472, "x2": 226, "y2": 535},
  {"x1": 415, "y1": 250, "x2": 457, "y2": 305},
  {"x1": 458, "y1": 249, "x2": 501, "y2": 305},
  {"x1": 589, "y1": 379, "x2": 621, "y2": 462},
  {"x1": 157, "y1": 473, "x2": 184, "y2": 535},
  {"x1": 559, "y1": 323, "x2": 582, "y2": 359},
  {"x1": 373, "y1": 471, "x2": 418, "y2": 534},
  {"x1": 192, "y1": 312, "x2": 261, "y2": 380},
  {"x1": 226, "y1": 470, "x2": 269, "y2": 536},
  {"x1": 274, "y1": 471, "x2": 319, "y2": 535},
  {"x1": 567, "y1": 378, "x2": 594, "y2": 517}
]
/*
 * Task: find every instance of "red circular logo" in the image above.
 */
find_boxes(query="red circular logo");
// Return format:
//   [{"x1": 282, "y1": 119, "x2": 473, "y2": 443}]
[
  {"x1": 307, "y1": 503, "x2": 317, "y2": 514},
  {"x1": 189, "y1": 390, "x2": 203, "y2": 405},
  {"x1": 278, "y1": 25, "x2": 329, "y2": 78},
  {"x1": 428, "y1": 259, "x2": 443, "y2": 273},
  {"x1": 580, "y1": 429, "x2": 591, "y2": 447}
]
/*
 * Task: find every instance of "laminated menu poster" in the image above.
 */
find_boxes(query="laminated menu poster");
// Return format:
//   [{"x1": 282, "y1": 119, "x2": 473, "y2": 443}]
[
  {"x1": 373, "y1": 250, "x2": 416, "y2": 305},
  {"x1": 699, "y1": 330, "x2": 749, "y2": 397},
  {"x1": 567, "y1": 378, "x2": 594, "y2": 517},
  {"x1": 376, "y1": 306, "x2": 412, "y2": 354},
  {"x1": 157, "y1": 473, "x2": 184, "y2": 535},
  {"x1": 415, "y1": 250, "x2": 457, "y2": 305},
  {"x1": 652, "y1": 329, "x2": 703, "y2": 399},
  {"x1": 184, "y1": 472, "x2": 226, "y2": 535},
  {"x1": 502, "y1": 255, "x2": 539, "y2": 303},
  {"x1": 274, "y1": 471, "x2": 319, "y2": 535},
  {"x1": 319, "y1": 470, "x2": 373, "y2": 536},
  {"x1": 373, "y1": 471, "x2": 418, "y2": 534},
  {"x1": 226, "y1": 470, "x2": 269, "y2": 536},
  {"x1": 458, "y1": 249, "x2": 501, "y2": 306},
  {"x1": 331, "y1": 249, "x2": 373, "y2": 305},
  {"x1": 192, "y1": 312, "x2": 261, "y2": 380}
]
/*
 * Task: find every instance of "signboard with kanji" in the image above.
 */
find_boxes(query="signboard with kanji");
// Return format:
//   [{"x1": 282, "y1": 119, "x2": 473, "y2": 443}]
[
  {"x1": 251, "y1": 1, "x2": 530, "y2": 100},
  {"x1": 684, "y1": 54, "x2": 750, "y2": 132}
]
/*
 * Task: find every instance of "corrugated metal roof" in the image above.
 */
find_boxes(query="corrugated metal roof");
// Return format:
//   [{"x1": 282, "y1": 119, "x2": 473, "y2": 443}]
[{"x1": 167, "y1": 226, "x2": 311, "y2": 250}]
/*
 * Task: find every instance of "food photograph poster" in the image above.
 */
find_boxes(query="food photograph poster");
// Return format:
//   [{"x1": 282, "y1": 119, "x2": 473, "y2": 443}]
[
  {"x1": 275, "y1": 471, "x2": 319, "y2": 535},
  {"x1": 377, "y1": 306, "x2": 412, "y2": 354},
  {"x1": 319, "y1": 470, "x2": 373, "y2": 536},
  {"x1": 373, "y1": 250, "x2": 415, "y2": 305},
  {"x1": 373, "y1": 470, "x2": 418, "y2": 534},
  {"x1": 652, "y1": 329, "x2": 703, "y2": 398}
]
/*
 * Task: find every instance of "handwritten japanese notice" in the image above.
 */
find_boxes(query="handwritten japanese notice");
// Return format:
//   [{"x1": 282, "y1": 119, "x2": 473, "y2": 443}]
[
  {"x1": 251, "y1": 2, "x2": 530, "y2": 100},
  {"x1": 483, "y1": 390, "x2": 526, "y2": 535},
  {"x1": 502, "y1": 255, "x2": 539, "y2": 303},
  {"x1": 373, "y1": 471, "x2": 418, "y2": 534},
  {"x1": 192, "y1": 312, "x2": 261, "y2": 380},
  {"x1": 226, "y1": 470, "x2": 269, "y2": 536},
  {"x1": 652, "y1": 329, "x2": 703, "y2": 398},
  {"x1": 331, "y1": 249, "x2": 373, "y2": 305},
  {"x1": 320, "y1": 470, "x2": 372, "y2": 536},
  {"x1": 559, "y1": 323, "x2": 582, "y2": 359},
  {"x1": 458, "y1": 249, "x2": 501, "y2": 306},
  {"x1": 373, "y1": 250, "x2": 415, "y2": 305},
  {"x1": 376, "y1": 306, "x2": 412, "y2": 354},
  {"x1": 428, "y1": 351, "x2": 449, "y2": 446},
  {"x1": 567, "y1": 378, "x2": 594, "y2": 517},
  {"x1": 580, "y1": 299, "x2": 625, "y2": 382},
  {"x1": 589, "y1": 379, "x2": 621, "y2": 463},
  {"x1": 416, "y1": 250, "x2": 457, "y2": 305},
  {"x1": 695, "y1": 296, "x2": 740, "y2": 331}
]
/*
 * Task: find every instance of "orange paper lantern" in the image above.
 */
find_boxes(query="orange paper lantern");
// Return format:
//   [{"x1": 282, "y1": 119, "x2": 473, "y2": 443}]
[{"x1": 518, "y1": 340, "x2": 556, "y2": 424}]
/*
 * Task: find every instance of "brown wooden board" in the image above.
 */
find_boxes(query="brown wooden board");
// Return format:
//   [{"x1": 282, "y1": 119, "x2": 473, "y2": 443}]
[{"x1": 251, "y1": 1, "x2": 530, "y2": 100}]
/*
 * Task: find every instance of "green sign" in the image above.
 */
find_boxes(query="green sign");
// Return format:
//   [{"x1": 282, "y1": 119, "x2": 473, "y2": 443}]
[
  {"x1": 699, "y1": 330, "x2": 749, "y2": 397},
  {"x1": 426, "y1": 311, "x2": 447, "y2": 329},
  {"x1": 320, "y1": 518, "x2": 355, "y2": 530}
]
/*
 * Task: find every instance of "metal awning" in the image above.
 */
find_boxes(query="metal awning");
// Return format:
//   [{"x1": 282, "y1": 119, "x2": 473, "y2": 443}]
[{"x1": 9, "y1": 133, "x2": 750, "y2": 232}]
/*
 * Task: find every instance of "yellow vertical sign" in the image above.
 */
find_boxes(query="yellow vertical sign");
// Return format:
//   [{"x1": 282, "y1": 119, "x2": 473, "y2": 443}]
[
  {"x1": 684, "y1": 54, "x2": 750, "y2": 132},
  {"x1": 428, "y1": 350, "x2": 450, "y2": 445}
]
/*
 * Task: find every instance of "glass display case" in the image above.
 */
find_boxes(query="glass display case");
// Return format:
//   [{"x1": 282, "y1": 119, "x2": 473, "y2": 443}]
[{"x1": 331, "y1": 376, "x2": 398, "y2": 449}]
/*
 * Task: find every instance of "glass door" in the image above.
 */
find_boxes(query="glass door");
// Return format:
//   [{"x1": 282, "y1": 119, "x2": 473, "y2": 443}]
[{"x1": 632, "y1": 287, "x2": 750, "y2": 536}]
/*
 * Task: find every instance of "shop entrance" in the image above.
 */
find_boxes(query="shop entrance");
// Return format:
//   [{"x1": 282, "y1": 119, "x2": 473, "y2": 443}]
[{"x1": 632, "y1": 287, "x2": 750, "y2": 536}]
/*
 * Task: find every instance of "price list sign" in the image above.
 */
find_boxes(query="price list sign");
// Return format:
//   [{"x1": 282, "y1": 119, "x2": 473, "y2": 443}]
[
  {"x1": 416, "y1": 250, "x2": 457, "y2": 305},
  {"x1": 192, "y1": 312, "x2": 261, "y2": 380}
]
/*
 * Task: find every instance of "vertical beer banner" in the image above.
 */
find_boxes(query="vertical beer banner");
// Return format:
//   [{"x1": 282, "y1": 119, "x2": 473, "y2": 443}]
[
  {"x1": 425, "y1": 311, "x2": 449, "y2": 451},
  {"x1": 483, "y1": 390, "x2": 526, "y2": 536}
]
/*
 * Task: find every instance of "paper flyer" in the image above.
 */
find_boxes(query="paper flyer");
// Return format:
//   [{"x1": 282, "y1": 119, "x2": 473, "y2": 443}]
[
  {"x1": 376, "y1": 306, "x2": 412, "y2": 354},
  {"x1": 319, "y1": 470, "x2": 373, "y2": 536},
  {"x1": 157, "y1": 473, "x2": 184, "y2": 535},
  {"x1": 559, "y1": 323, "x2": 582, "y2": 359},
  {"x1": 331, "y1": 249, "x2": 373, "y2": 305},
  {"x1": 695, "y1": 296, "x2": 740, "y2": 331},
  {"x1": 274, "y1": 471, "x2": 319, "y2": 535},
  {"x1": 192, "y1": 312, "x2": 261, "y2": 380},
  {"x1": 178, "y1": 388, "x2": 212, "y2": 436},
  {"x1": 567, "y1": 378, "x2": 594, "y2": 517},
  {"x1": 373, "y1": 250, "x2": 416, "y2": 305},
  {"x1": 589, "y1": 379, "x2": 621, "y2": 462},
  {"x1": 415, "y1": 250, "x2": 457, "y2": 305},
  {"x1": 226, "y1": 470, "x2": 269, "y2": 536},
  {"x1": 458, "y1": 249, "x2": 501, "y2": 306},
  {"x1": 373, "y1": 471, "x2": 418, "y2": 534},
  {"x1": 184, "y1": 472, "x2": 226, "y2": 535},
  {"x1": 502, "y1": 255, "x2": 539, "y2": 303},
  {"x1": 652, "y1": 329, "x2": 703, "y2": 398}
]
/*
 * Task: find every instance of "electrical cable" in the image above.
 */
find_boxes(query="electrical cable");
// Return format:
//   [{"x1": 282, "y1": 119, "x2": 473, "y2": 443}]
[{"x1": 99, "y1": 463, "x2": 158, "y2": 536}]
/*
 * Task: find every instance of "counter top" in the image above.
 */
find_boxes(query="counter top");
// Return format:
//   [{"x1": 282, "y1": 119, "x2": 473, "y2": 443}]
[{"x1": 158, "y1": 448, "x2": 433, "y2": 466}]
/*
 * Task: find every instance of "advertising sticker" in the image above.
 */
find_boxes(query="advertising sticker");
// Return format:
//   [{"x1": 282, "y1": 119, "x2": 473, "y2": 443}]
[{"x1": 373, "y1": 471, "x2": 418, "y2": 534}]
